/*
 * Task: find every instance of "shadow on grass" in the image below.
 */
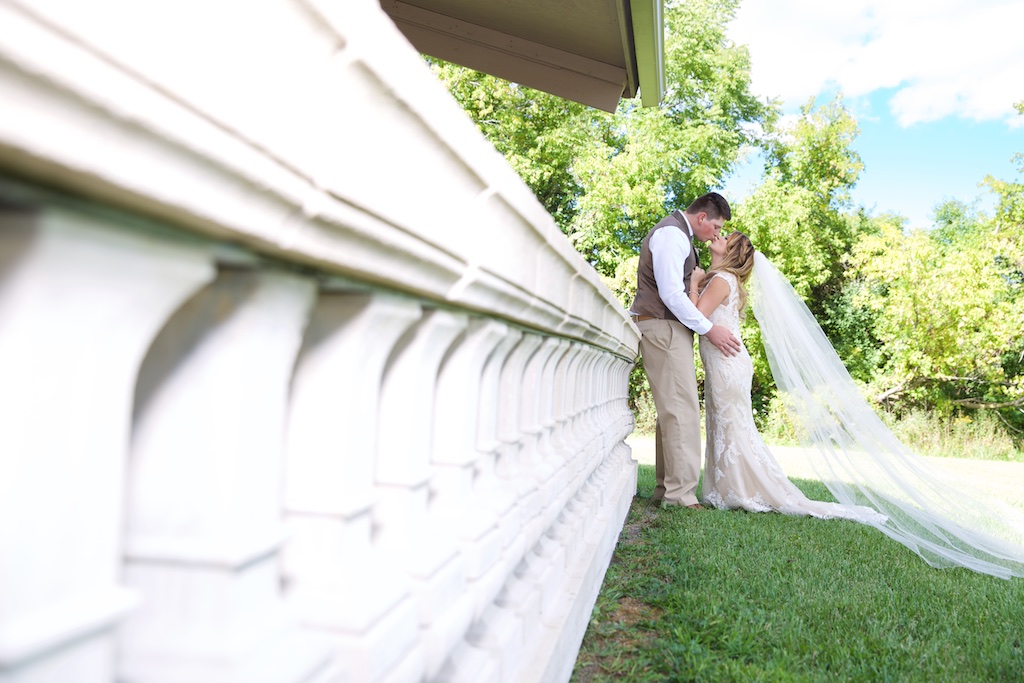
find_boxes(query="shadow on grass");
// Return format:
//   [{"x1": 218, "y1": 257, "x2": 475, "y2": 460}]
[{"x1": 572, "y1": 465, "x2": 1024, "y2": 683}]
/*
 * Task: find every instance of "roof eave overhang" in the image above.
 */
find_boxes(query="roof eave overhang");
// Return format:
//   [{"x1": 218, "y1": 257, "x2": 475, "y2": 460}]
[{"x1": 382, "y1": 0, "x2": 665, "y2": 113}]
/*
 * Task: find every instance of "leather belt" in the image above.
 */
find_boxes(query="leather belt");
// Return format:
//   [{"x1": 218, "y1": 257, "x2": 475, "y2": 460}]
[{"x1": 631, "y1": 314, "x2": 655, "y2": 323}]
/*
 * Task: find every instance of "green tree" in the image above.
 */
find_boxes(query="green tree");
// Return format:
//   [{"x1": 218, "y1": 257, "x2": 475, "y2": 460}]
[
  {"x1": 431, "y1": 0, "x2": 771, "y2": 433},
  {"x1": 734, "y1": 95, "x2": 864, "y2": 299},
  {"x1": 729, "y1": 95, "x2": 875, "y2": 420},
  {"x1": 570, "y1": 0, "x2": 769, "y2": 277},
  {"x1": 848, "y1": 207, "x2": 1024, "y2": 425},
  {"x1": 429, "y1": 61, "x2": 607, "y2": 232},
  {"x1": 431, "y1": 0, "x2": 770, "y2": 281},
  {"x1": 841, "y1": 103, "x2": 1024, "y2": 435}
]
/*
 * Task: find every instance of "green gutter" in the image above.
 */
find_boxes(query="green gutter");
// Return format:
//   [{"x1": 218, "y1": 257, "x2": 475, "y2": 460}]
[{"x1": 630, "y1": 0, "x2": 665, "y2": 107}]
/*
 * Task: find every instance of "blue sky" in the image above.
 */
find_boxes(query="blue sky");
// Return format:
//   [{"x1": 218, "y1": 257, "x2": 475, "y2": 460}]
[{"x1": 723, "y1": 0, "x2": 1024, "y2": 230}]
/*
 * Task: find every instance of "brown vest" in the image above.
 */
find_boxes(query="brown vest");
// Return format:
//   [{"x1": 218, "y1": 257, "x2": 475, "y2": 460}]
[{"x1": 630, "y1": 210, "x2": 697, "y2": 322}]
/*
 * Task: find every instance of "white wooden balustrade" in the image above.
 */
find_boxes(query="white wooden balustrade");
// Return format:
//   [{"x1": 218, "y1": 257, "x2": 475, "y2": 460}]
[{"x1": 0, "y1": 0, "x2": 641, "y2": 681}]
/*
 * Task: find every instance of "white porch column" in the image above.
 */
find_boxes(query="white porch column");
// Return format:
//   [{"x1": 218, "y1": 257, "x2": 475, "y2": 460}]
[
  {"x1": 553, "y1": 344, "x2": 586, "y2": 492},
  {"x1": 431, "y1": 325, "x2": 526, "y2": 683},
  {"x1": 570, "y1": 349, "x2": 598, "y2": 478},
  {"x1": 494, "y1": 333, "x2": 545, "y2": 569},
  {"x1": 372, "y1": 308, "x2": 469, "y2": 681},
  {"x1": 423, "y1": 318, "x2": 509, "y2": 678},
  {"x1": 121, "y1": 268, "x2": 326, "y2": 683},
  {"x1": 464, "y1": 333, "x2": 544, "y2": 682},
  {"x1": 464, "y1": 329, "x2": 524, "y2": 618},
  {"x1": 534, "y1": 339, "x2": 572, "y2": 528},
  {"x1": 431, "y1": 319, "x2": 510, "y2": 468},
  {"x1": 543, "y1": 345, "x2": 588, "y2": 571},
  {"x1": 548, "y1": 342, "x2": 581, "y2": 489},
  {"x1": 515, "y1": 337, "x2": 566, "y2": 550},
  {"x1": 0, "y1": 206, "x2": 214, "y2": 683},
  {"x1": 283, "y1": 291, "x2": 423, "y2": 683}
]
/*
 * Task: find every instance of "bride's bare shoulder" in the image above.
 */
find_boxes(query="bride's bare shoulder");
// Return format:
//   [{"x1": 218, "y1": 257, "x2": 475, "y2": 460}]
[
  {"x1": 711, "y1": 271, "x2": 737, "y2": 287},
  {"x1": 696, "y1": 274, "x2": 732, "y2": 317}
]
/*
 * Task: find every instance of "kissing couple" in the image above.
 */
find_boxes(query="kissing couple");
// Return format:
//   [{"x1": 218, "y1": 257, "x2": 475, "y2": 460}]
[{"x1": 629, "y1": 192, "x2": 1024, "y2": 579}]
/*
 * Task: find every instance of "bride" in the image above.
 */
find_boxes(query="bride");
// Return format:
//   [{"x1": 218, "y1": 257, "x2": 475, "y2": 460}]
[{"x1": 690, "y1": 231, "x2": 1024, "y2": 579}]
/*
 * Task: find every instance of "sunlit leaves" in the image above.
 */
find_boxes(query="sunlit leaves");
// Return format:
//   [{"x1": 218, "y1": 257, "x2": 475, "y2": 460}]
[
  {"x1": 848, "y1": 209, "x2": 1024, "y2": 414},
  {"x1": 429, "y1": 62, "x2": 607, "y2": 232},
  {"x1": 431, "y1": 0, "x2": 770, "y2": 280},
  {"x1": 430, "y1": 0, "x2": 1024, "y2": 439}
]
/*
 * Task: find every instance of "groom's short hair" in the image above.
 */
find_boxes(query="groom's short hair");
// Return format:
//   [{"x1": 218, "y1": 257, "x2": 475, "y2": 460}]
[{"x1": 687, "y1": 192, "x2": 731, "y2": 221}]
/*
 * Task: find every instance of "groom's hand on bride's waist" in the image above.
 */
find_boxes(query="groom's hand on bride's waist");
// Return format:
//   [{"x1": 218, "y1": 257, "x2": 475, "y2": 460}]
[{"x1": 704, "y1": 324, "x2": 741, "y2": 356}]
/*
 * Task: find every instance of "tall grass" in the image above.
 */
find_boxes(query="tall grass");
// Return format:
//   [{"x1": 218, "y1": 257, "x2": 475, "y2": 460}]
[
  {"x1": 633, "y1": 388, "x2": 1024, "y2": 462},
  {"x1": 880, "y1": 409, "x2": 1022, "y2": 462},
  {"x1": 755, "y1": 396, "x2": 1023, "y2": 462}
]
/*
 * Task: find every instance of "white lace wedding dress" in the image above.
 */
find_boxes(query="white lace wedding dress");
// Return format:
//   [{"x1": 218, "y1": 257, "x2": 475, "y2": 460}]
[{"x1": 698, "y1": 272, "x2": 881, "y2": 522}]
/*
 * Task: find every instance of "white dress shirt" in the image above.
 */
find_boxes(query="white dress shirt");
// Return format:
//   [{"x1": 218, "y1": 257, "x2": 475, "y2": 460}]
[{"x1": 649, "y1": 215, "x2": 713, "y2": 335}]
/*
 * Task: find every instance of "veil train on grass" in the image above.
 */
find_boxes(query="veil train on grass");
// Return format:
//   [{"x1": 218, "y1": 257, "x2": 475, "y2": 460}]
[{"x1": 751, "y1": 251, "x2": 1024, "y2": 579}]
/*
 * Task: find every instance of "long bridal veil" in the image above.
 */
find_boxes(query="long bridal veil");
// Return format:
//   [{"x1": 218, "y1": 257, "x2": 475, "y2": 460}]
[{"x1": 750, "y1": 251, "x2": 1024, "y2": 579}]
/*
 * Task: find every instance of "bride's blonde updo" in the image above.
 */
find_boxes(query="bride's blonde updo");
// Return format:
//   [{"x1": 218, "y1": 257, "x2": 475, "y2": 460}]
[{"x1": 699, "y1": 231, "x2": 755, "y2": 310}]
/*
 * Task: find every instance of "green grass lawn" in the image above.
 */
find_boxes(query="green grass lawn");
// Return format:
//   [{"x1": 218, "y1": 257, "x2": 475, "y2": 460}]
[{"x1": 572, "y1": 465, "x2": 1024, "y2": 682}]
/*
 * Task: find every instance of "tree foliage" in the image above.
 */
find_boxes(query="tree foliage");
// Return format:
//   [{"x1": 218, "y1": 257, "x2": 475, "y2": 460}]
[
  {"x1": 838, "y1": 106, "x2": 1024, "y2": 432},
  {"x1": 570, "y1": 0, "x2": 769, "y2": 276},
  {"x1": 428, "y1": 61, "x2": 606, "y2": 231},
  {"x1": 729, "y1": 96, "x2": 876, "y2": 414},
  {"x1": 431, "y1": 0, "x2": 769, "y2": 279},
  {"x1": 735, "y1": 96, "x2": 864, "y2": 298},
  {"x1": 430, "y1": 6, "x2": 1024, "y2": 444},
  {"x1": 847, "y1": 204, "x2": 1024, "y2": 422}
]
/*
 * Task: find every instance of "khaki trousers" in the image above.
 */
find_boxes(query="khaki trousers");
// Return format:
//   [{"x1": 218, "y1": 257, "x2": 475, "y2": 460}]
[{"x1": 637, "y1": 318, "x2": 701, "y2": 506}]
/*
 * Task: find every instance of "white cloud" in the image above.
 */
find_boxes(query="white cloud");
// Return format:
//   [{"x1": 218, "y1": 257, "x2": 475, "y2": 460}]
[{"x1": 728, "y1": 0, "x2": 1024, "y2": 127}]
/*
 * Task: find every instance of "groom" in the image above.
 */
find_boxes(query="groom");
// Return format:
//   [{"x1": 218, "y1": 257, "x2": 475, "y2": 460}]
[{"x1": 629, "y1": 192, "x2": 741, "y2": 508}]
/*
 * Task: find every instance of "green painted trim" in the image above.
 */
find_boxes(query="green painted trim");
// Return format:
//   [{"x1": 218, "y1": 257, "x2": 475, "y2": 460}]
[
  {"x1": 615, "y1": 0, "x2": 639, "y2": 98},
  {"x1": 630, "y1": 0, "x2": 665, "y2": 107}
]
